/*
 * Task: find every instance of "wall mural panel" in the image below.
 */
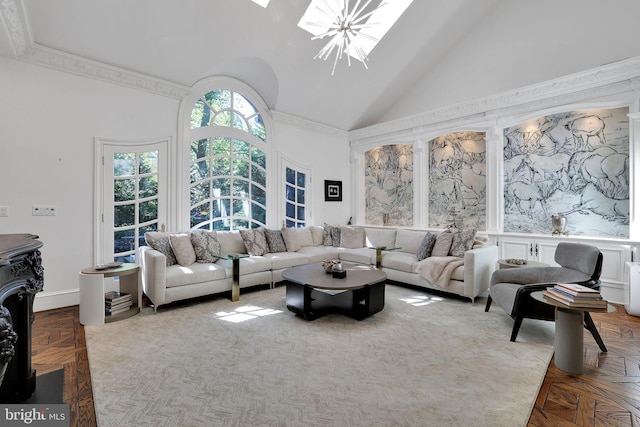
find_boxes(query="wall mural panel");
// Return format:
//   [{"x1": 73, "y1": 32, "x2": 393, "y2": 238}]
[
  {"x1": 365, "y1": 144, "x2": 413, "y2": 226},
  {"x1": 428, "y1": 131, "x2": 487, "y2": 229},
  {"x1": 503, "y1": 107, "x2": 629, "y2": 237}
]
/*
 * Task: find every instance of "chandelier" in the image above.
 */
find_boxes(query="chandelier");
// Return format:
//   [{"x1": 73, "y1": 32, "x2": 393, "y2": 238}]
[{"x1": 298, "y1": 0, "x2": 413, "y2": 75}]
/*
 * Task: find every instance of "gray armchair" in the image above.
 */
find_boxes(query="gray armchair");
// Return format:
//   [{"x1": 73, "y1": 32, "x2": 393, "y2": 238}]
[{"x1": 485, "y1": 242, "x2": 606, "y2": 351}]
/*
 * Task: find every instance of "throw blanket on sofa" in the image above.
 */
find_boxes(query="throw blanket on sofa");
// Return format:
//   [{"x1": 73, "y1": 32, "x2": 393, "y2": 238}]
[{"x1": 415, "y1": 256, "x2": 464, "y2": 288}]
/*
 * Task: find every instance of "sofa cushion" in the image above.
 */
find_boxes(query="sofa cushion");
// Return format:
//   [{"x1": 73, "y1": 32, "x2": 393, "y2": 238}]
[
  {"x1": 450, "y1": 264, "x2": 465, "y2": 281},
  {"x1": 165, "y1": 262, "x2": 227, "y2": 288},
  {"x1": 340, "y1": 225, "x2": 365, "y2": 249},
  {"x1": 282, "y1": 227, "x2": 314, "y2": 251},
  {"x1": 263, "y1": 252, "x2": 310, "y2": 270},
  {"x1": 381, "y1": 251, "x2": 417, "y2": 274},
  {"x1": 431, "y1": 230, "x2": 454, "y2": 257},
  {"x1": 395, "y1": 229, "x2": 428, "y2": 254},
  {"x1": 240, "y1": 229, "x2": 269, "y2": 256},
  {"x1": 145, "y1": 232, "x2": 178, "y2": 266},
  {"x1": 310, "y1": 226, "x2": 325, "y2": 246},
  {"x1": 215, "y1": 256, "x2": 272, "y2": 275},
  {"x1": 365, "y1": 228, "x2": 396, "y2": 248},
  {"x1": 340, "y1": 248, "x2": 375, "y2": 265},
  {"x1": 450, "y1": 229, "x2": 477, "y2": 257},
  {"x1": 281, "y1": 227, "x2": 301, "y2": 252},
  {"x1": 191, "y1": 230, "x2": 222, "y2": 263},
  {"x1": 169, "y1": 233, "x2": 196, "y2": 266},
  {"x1": 216, "y1": 231, "x2": 247, "y2": 255},
  {"x1": 296, "y1": 246, "x2": 341, "y2": 263},
  {"x1": 264, "y1": 229, "x2": 287, "y2": 253},
  {"x1": 416, "y1": 232, "x2": 437, "y2": 261}
]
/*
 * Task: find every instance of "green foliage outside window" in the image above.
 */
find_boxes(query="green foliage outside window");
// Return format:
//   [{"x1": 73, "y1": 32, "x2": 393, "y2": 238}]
[{"x1": 189, "y1": 88, "x2": 267, "y2": 230}]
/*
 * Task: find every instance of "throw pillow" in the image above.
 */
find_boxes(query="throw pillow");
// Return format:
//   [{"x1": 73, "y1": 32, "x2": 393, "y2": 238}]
[
  {"x1": 395, "y1": 229, "x2": 428, "y2": 254},
  {"x1": 450, "y1": 229, "x2": 477, "y2": 258},
  {"x1": 294, "y1": 227, "x2": 314, "y2": 247},
  {"x1": 281, "y1": 227, "x2": 301, "y2": 252},
  {"x1": 239, "y1": 229, "x2": 269, "y2": 256},
  {"x1": 416, "y1": 232, "x2": 437, "y2": 261},
  {"x1": 330, "y1": 225, "x2": 341, "y2": 248},
  {"x1": 264, "y1": 229, "x2": 287, "y2": 253},
  {"x1": 340, "y1": 225, "x2": 365, "y2": 249},
  {"x1": 310, "y1": 226, "x2": 325, "y2": 246},
  {"x1": 190, "y1": 230, "x2": 222, "y2": 263},
  {"x1": 145, "y1": 232, "x2": 178, "y2": 266},
  {"x1": 431, "y1": 230, "x2": 454, "y2": 257},
  {"x1": 322, "y1": 223, "x2": 333, "y2": 246},
  {"x1": 169, "y1": 233, "x2": 197, "y2": 266}
]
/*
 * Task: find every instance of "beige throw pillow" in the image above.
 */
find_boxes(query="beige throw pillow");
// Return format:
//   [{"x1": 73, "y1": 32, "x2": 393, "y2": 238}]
[
  {"x1": 431, "y1": 230, "x2": 454, "y2": 257},
  {"x1": 169, "y1": 233, "x2": 196, "y2": 266},
  {"x1": 340, "y1": 225, "x2": 365, "y2": 249},
  {"x1": 281, "y1": 227, "x2": 301, "y2": 252}
]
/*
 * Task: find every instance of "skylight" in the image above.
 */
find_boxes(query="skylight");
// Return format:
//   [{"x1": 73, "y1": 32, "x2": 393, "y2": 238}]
[{"x1": 297, "y1": 0, "x2": 414, "y2": 63}]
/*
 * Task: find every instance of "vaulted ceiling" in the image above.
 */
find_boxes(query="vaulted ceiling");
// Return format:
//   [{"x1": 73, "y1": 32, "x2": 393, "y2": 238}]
[{"x1": 2, "y1": 0, "x2": 640, "y2": 131}]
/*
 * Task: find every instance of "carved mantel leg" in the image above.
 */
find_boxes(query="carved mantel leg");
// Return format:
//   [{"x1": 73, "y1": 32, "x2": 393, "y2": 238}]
[{"x1": 0, "y1": 306, "x2": 17, "y2": 384}]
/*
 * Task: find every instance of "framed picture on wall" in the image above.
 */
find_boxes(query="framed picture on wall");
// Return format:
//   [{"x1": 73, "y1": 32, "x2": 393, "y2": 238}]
[{"x1": 324, "y1": 180, "x2": 342, "y2": 201}]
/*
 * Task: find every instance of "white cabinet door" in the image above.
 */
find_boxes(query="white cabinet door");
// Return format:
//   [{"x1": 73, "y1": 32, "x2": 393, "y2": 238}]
[
  {"x1": 498, "y1": 236, "x2": 559, "y2": 264},
  {"x1": 499, "y1": 237, "x2": 532, "y2": 260}
]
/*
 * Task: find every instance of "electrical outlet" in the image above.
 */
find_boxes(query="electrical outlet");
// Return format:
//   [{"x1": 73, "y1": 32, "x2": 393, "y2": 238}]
[
  {"x1": 32, "y1": 206, "x2": 57, "y2": 216},
  {"x1": 0, "y1": 206, "x2": 8, "y2": 217}
]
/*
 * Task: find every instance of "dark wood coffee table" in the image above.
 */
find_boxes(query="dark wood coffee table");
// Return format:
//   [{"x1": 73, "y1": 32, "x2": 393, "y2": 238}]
[{"x1": 283, "y1": 262, "x2": 386, "y2": 320}]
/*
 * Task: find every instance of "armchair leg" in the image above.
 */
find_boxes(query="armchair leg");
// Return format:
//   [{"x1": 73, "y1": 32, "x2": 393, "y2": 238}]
[
  {"x1": 584, "y1": 312, "x2": 607, "y2": 352},
  {"x1": 485, "y1": 296, "x2": 493, "y2": 312},
  {"x1": 510, "y1": 314, "x2": 524, "y2": 342}
]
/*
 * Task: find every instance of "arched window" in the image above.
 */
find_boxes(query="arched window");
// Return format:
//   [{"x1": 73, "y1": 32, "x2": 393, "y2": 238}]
[{"x1": 188, "y1": 88, "x2": 268, "y2": 230}]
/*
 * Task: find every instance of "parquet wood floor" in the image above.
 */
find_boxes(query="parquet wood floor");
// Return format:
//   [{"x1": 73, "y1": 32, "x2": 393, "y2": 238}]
[{"x1": 30, "y1": 302, "x2": 640, "y2": 427}]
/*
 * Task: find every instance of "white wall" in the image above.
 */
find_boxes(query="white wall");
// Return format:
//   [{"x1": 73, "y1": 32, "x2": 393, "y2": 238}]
[
  {"x1": 0, "y1": 59, "x2": 353, "y2": 311},
  {"x1": 271, "y1": 114, "x2": 351, "y2": 226},
  {"x1": 0, "y1": 58, "x2": 180, "y2": 310}
]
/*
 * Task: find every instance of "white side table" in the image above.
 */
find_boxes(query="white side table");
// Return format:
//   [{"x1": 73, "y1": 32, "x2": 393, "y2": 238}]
[{"x1": 79, "y1": 263, "x2": 141, "y2": 325}]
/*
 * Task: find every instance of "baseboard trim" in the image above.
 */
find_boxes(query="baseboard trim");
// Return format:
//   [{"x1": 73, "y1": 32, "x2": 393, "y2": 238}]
[
  {"x1": 601, "y1": 282, "x2": 624, "y2": 305},
  {"x1": 34, "y1": 289, "x2": 79, "y2": 312}
]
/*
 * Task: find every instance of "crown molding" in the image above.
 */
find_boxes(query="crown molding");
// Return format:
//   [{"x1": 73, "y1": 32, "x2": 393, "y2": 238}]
[
  {"x1": 271, "y1": 110, "x2": 348, "y2": 138},
  {"x1": 349, "y1": 57, "x2": 640, "y2": 145},
  {"x1": 1, "y1": 0, "x2": 189, "y2": 100},
  {"x1": 21, "y1": 44, "x2": 190, "y2": 99},
  {"x1": 0, "y1": 0, "x2": 27, "y2": 56}
]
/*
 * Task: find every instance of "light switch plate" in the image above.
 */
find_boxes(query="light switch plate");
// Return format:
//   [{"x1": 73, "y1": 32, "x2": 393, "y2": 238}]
[{"x1": 0, "y1": 206, "x2": 8, "y2": 217}]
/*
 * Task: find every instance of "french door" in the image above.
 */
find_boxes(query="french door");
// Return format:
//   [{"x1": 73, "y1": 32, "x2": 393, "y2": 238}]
[{"x1": 97, "y1": 138, "x2": 169, "y2": 264}]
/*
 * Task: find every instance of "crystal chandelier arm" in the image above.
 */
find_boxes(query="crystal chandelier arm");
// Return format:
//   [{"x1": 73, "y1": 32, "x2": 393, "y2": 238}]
[{"x1": 348, "y1": 0, "x2": 374, "y2": 23}]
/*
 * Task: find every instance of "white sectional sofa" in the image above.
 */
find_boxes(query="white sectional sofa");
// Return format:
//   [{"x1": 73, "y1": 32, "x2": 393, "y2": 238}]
[{"x1": 139, "y1": 225, "x2": 498, "y2": 311}]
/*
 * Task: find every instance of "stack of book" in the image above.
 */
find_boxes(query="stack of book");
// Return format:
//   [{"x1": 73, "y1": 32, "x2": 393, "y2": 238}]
[
  {"x1": 543, "y1": 283, "x2": 607, "y2": 309},
  {"x1": 105, "y1": 291, "x2": 132, "y2": 316}
]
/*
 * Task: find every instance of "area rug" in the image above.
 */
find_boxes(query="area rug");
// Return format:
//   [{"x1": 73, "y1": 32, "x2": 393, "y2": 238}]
[{"x1": 85, "y1": 284, "x2": 554, "y2": 427}]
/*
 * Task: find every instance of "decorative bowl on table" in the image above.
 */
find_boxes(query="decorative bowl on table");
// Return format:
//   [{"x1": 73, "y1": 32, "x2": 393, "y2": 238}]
[{"x1": 322, "y1": 260, "x2": 342, "y2": 273}]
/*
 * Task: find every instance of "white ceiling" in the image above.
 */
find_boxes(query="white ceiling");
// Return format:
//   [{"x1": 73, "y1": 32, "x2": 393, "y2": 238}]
[{"x1": 3, "y1": 0, "x2": 640, "y2": 131}]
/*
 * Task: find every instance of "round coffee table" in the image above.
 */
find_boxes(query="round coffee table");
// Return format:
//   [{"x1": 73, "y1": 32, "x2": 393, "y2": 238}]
[{"x1": 283, "y1": 262, "x2": 386, "y2": 320}]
